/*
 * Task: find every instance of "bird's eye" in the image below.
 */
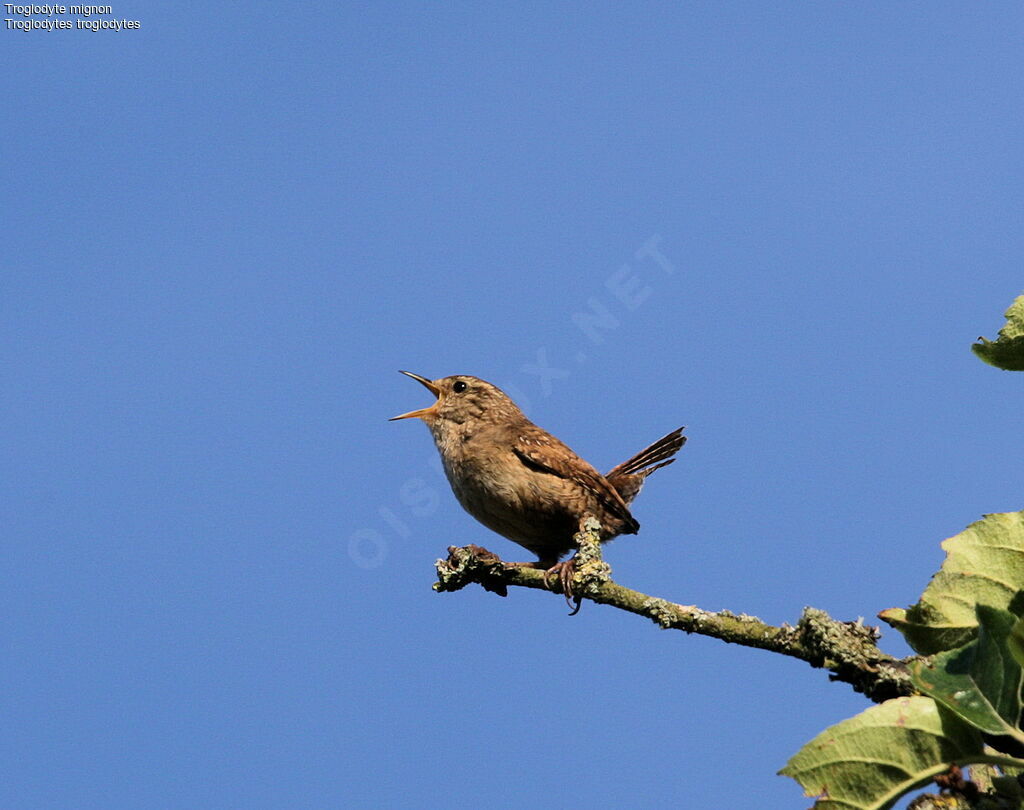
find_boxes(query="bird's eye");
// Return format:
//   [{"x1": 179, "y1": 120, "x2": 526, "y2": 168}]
[{"x1": 452, "y1": 380, "x2": 467, "y2": 393}]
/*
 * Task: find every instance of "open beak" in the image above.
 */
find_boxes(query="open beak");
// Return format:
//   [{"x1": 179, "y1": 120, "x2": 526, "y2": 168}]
[{"x1": 389, "y1": 371, "x2": 442, "y2": 421}]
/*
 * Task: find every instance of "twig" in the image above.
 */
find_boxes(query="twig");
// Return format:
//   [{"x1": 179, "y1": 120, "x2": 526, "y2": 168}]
[{"x1": 434, "y1": 543, "x2": 914, "y2": 703}]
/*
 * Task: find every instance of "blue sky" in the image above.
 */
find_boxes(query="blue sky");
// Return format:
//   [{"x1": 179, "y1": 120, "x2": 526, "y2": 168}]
[{"x1": 3, "y1": 4, "x2": 1022, "y2": 808}]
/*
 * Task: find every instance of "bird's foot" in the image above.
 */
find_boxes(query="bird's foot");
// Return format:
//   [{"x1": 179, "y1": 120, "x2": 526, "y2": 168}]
[
  {"x1": 501, "y1": 559, "x2": 582, "y2": 614},
  {"x1": 544, "y1": 518, "x2": 611, "y2": 615},
  {"x1": 543, "y1": 558, "x2": 583, "y2": 615}
]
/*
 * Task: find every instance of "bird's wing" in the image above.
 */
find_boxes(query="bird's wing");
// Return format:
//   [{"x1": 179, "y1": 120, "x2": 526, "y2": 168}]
[{"x1": 512, "y1": 433, "x2": 640, "y2": 534}]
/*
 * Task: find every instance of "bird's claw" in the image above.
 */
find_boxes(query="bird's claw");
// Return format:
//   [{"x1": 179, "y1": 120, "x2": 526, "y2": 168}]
[{"x1": 543, "y1": 558, "x2": 583, "y2": 615}]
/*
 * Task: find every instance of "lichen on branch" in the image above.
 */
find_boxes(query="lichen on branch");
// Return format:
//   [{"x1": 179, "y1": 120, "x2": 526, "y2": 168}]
[{"x1": 433, "y1": 543, "x2": 914, "y2": 702}]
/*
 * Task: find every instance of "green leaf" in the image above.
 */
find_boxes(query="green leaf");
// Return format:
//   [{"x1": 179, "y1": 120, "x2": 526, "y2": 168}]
[
  {"x1": 879, "y1": 512, "x2": 1024, "y2": 654},
  {"x1": 1009, "y1": 616, "x2": 1024, "y2": 672},
  {"x1": 992, "y1": 773, "x2": 1024, "y2": 801},
  {"x1": 910, "y1": 605, "x2": 1024, "y2": 741},
  {"x1": 973, "y1": 293, "x2": 1024, "y2": 370},
  {"x1": 780, "y1": 696, "x2": 984, "y2": 809}
]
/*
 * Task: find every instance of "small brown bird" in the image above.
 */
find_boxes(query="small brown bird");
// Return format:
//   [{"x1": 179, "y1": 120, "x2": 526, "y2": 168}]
[{"x1": 390, "y1": 371, "x2": 685, "y2": 606}]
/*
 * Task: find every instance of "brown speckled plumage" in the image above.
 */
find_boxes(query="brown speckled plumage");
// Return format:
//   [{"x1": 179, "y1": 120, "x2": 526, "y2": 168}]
[{"x1": 391, "y1": 372, "x2": 685, "y2": 566}]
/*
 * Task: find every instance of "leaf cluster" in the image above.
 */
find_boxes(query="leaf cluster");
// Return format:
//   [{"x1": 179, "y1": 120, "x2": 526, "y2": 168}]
[
  {"x1": 973, "y1": 294, "x2": 1024, "y2": 371},
  {"x1": 782, "y1": 512, "x2": 1024, "y2": 809}
]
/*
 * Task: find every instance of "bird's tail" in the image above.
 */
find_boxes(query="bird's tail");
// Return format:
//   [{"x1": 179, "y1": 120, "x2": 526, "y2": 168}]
[
  {"x1": 606, "y1": 427, "x2": 685, "y2": 505},
  {"x1": 606, "y1": 427, "x2": 686, "y2": 480}
]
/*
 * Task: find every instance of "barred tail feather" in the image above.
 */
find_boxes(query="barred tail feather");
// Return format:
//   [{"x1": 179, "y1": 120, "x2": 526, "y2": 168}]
[{"x1": 606, "y1": 427, "x2": 686, "y2": 478}]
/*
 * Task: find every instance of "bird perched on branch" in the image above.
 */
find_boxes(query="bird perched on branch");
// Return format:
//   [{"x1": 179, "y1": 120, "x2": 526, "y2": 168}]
[{"x1": 390, "y1": 371, "x2": 685, "y2": 608}]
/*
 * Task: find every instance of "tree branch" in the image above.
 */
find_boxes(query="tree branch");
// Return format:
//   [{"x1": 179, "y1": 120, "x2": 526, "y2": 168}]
[{"x1": 433, "y1": 542, "x2": 915, "y2": 703}]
